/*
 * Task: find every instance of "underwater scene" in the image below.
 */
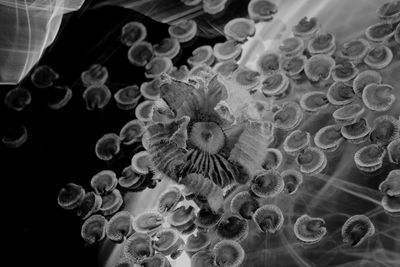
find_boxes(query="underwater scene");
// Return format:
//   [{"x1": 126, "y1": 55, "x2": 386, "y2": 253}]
[{"x1": 2, "y1": 0, "x2": 400, "y2": 266}]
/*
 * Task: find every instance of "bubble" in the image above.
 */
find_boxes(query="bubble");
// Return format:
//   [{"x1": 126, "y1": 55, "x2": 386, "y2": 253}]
[
  {"x1": 299, "y1": 91, "x2": 330, "y2": 113},
  {"x1": 57, "y1": 183, "x2": 85, "y2": 210},
  {"x1": 213, "y1": 60, "x2": 239, "y2": 77},
  {"x1": 379, "y1": 169, "x2": 400, "y2": 196},
  {"x1": 224, "y1": 18, "x2": 256, "y2": 43},
  {"x1": 308, "y1": 32, "x2": 336, "y2": 55},
  {"x1": 304, "y1": 54, "x2": 335, "y2": 82},
  {"x1": 381, "y1": 195, "x2": 400, "y2": 214},
  {"x1": 80, "y1": 214, "x2": 107, "y2": 244},
  {"x1": 76, "y1": 191, "x2": 102, "y2": 220},
  {"x1": 216, "y1": 215, "x2": 249, "y2": 242},
  {"x1": 281, "y1": 55, "x2": 306, "y2": 79},
  {"x1": 153, "y1": 228, "x2": 181, "y2": 253},
  {"x1": 106, "y1": 211, "x2": 134, "y2": 243},
  {"x1": 362, "y1": 83, "x2": 395, "y2": 112},
  {"x1": 123, "y1": 233, "x2": 154, "y2": 262},
  {"x1": 213, "y1": 239, "x2": 245, "y2": 267},
  {"x1": 377, "y1": 1, "x2": 400, "y2": 23},
  {"x1": 127, "y1": 41, "x2": 154, "y2": 67},
  {"x1": 365, "y1": 45, "x2": 393, "y2": 70},
  {"x1": 133, "y1": 210, "x2": 165, "y2": 234},
  {"x1": 273, "y1": 101, "x2": 303, "y2": 131},
  {"x1": 327, "y1": 81, "x2": 355, "y2": 106},
  {"x1": 261, "y1": 71, "x2": 290, "y2": 98},
  {"x1": 81, "y1": 64, "x2": 108, "y2": 87},
  {"x1": 232, "y1": 67, "x2": 261, "y2": 92},
  {"x1": 82, "y1": 84, "x2": 112, "y2": 110},
  {"x1": 213, "y1": 40, "x2": 242, "y2": 62},
  {"x1": 156, "y1": 186, "x2": 183, "y2": 214},
  {"x1": 338, "y1": 39, "x2": 370, "y2": 64},
  {"x1": 145, "y1": 57, "x2": 173, "y2": 79},
  {"x1": 292, "y1": 17, "x2": 319, "y2": 40},
  {"x1": 278, "y1": 37, "x2": 305, "y2": 57},
  {"x1": 153, "y1": 37, "x2": 181, "y2": 59},
  {"x1": 195, "y1": 206, "x2": 223, "y2": 230},
  {"x1": 252, "y1": 204, "x2": 284, "y2": 234},
  {"x1": 365, "y1": 22, "x2": 394, "y2": 42},
  {"x1": 331, "y1": 60, "x2": 359, "y2": 82},
  {"x1": 4, "y1": 87, "x2": 31, "y2": 111},
  {"x1": 369, "y1": 115, "x2": 400, "y2": 145},
  {"x1": 100, "y1": 189, "x2": 123, "y2": 216},
  {"x1": 185, "y1": 231, "x2": 211, "y2": 255},
  {"x1": 296, "y1": 146, "x2": 327, "y2": 175},
  {"x1": 354, "y1": 144, "x2": 386, "y2": 172},
  {"x1": 230, "y1": 191, "x2": 259, "y2": 219},
  {"x1": 314, "y1": 124, "x2": 344, "y2": 152},
  {"x1": 341, "y1": 214, "x2": 375, "y2": 247},
  {"x1": 352, "y1": 70, "x2": 382, "y2": 97},
  {"x1": 281, "y1": 169, "x2": 303, "y2": 195},
  {"x1": 283, "y1": 129, "x2": 311, "y2": 155},
  {"x1": 113, "y1": 85, "x2": 141, "y2": 111},
  {"x1": 46, "y1": 85, "x2": 73, "y2": 110},
  {"x1": 262, "y1": 148, "x2": 283, "y2": 170},
  {"x1": 293, "y1": 214, "x2": 327, "y2": 244},
  {"x1": 2, "y1": 124, "x2": 28, "y2": 148},
  {"x1": 131, "y1": 151, "x2": 152, "y2": 175},
  {"x1": 120, "y1": 21, "x2": 147, "y2": 47},
  {"x1": 168, "y1": 65, "x2": 189, "y2": 80},
  {"x1": 168, "y1": 20, "x2": 197, "y2": 43},
  {"x1": 332, "y1": 103, "x2": 365, "y2": 125},
  {"x1": 135, "y1": 100, "x2": 155, "y2": 121},
  {"x1": 340, "y1": 118, "x2": 371, "y2": 144},
  {"x1": 256, "y1": 51, "x2": 281, "y2": 75},
  {"x1": 191, "y1": 250, "x2": 215, "y2": 267},
  {"x1": 30, "y1": 65, "x2": 59, "y2": 89},
  {"x1": 388, "y1": 139, "x2": 400, "y2": 165},
  {"x1": 203, "y1": 0, "x2": 228, "y2": 15},
  {"x1": 250, "y1": 169, "x2": 284, "y2": 198},
  {"x1": 95, "y1": 133, "x2": 121, "y2": 161},
  {"x1": 90, "y1": 170, "x2": 118, "y2": 195}
]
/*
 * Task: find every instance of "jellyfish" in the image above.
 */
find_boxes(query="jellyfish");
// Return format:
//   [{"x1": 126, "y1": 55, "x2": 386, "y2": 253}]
[
  {"x1": 184, "y1": 231, "x2": 211, "y2": 256},
  {"x1": 141, "y1": 78, "x2": 162, "y2": 101},
  {"x1": 256, "y1": 51, "x2": 281, "y2": 75},
  {"x1": 127, "y1": 41, "x2": 154, "y2": 67},
  {"x1": 283, "y1": 129, "x2": 311, "y2": 155},
  {"x1": 4, "y1": 87, "x2": 32, "y2": 111},
  {"x1": 273, "y1": 101, "x2": 303, "y2": 131},
  {"x1": 308, "y1": 32, "x2": 336, "y2": 55},
  {"x1": 90, "y1": 170, "x2": 118, "y2": 195},
  {"x1": 80, "y1": 214, "x2": 107, "y2": 244},
  {"x1": 292, "y1": 17, "x2": 319, "y2": 39},
  {"x1": 213, "y1": 60, "x2": 239, "y2": 77},
  {"x1": 363, "y1": 45, "x2": 393, "y2": 70},
  {"x1": 30, "y1": 65, "x2": 59, "y2": 89},
  {"x1": 232, "y1": 67, "x2": 261, "y2": 92},
  {"x1": 57, "y1": 183, "x2": 85, "y2": 210},
  {"x1": 100, "y1": 189, "x2": 123, "y2": 216},
  {"x1": 332, "y1": 103, "x2": 365, "y2": 126},
  {"x1": 362, "y1": 83, "x2": 395, "y2": 112},
  {"x1": 114, "y1": 85, "x2": 142, "y2": 111},
  {"x1": 203, "y1": 0, "x2": 229, "y2": 14},
  {"x1": 168, "y1": 20, "x2": 198, "y2": 43},
  {"x1": 296, "y1": 146, "x2": 327, "y2": 175},
  {"x1": 187, "y1": 46, "x2": 215, "y2": 67},
  {"x1": 119, "y1": 119, "x2": 146, "y2": 145},
  {"x1": 213, "y1": 239, "x2": 245, "y2": 267},
  {"x1": 341, "y1": 214, "x2": 375, "y2": 247},
  {"x1": 153, "y1": 37, "x2": 181, "y2": 59},
  {"x1": 331, "y1": 61, "x2": 359, "y2": 82},
  {"x1": 250, "y1": 170, "x2": 284, "y2": 198},
  {"x1": 123, "y1": 233, "x2": 154, "y2": 262},
  {"x1": 381, "y1": 195, "x2": 400, "y2": 214},
  {"x1": 145, "y1": 57, "x2": 173, "y2": 79},
  {"x1": 338, "y1": 39, "x2": 370, "y2": 64},
  {"x1": 2, "y1": 124, "x2": 28, "y2": 148},
  {"x1": 314, "y1": 124, "x2": 344, "y2": 152},
  {"x1": 262, "y1": 148, "x2": 283, "y2": 170},
  {"x1": 191, "y1": 250, "x2": 215, "y2": 267},
  {"x1": 388, "y1": 139, "x2": 400, "y2": 165},
  {"x1": 195, "y1": 206, "x2": 223, "y2": 230},
  {"x1": 352, "y1": 70, "x2": 382, "y2": 97},
  {"x1": 131, "y1": 150, "x2": 152, "y2": 174},
  {"x1": 261, "y1": 71, "x2": 290, "y2": 98},
  {"x1": 120, "y1": 21, "x2": 147, "y2": 47},
  {"x1": 293, "y1": 214, "x2": 327, "y2": 244},
  {"x1": 106, "y1": 211, "x2": 134, "y2": 243},
  {"x1": 299, "y1": 91, "x2": 330, "y2": 113},
  {"x1": 216, "y1": 215, "x2": 249, "y2": 242},
  {"x1": 379, "y1": 169, "x2": 400, "y2": 196},
  {"x1": 153, "y1": 228, "x2": 181, "y2": 255},
  {"x1": 95, "y1": 133, "x2": 121, "y2": 161},
  {"x1": 169, "y1": 65, "x2": 189, "y2": 80},
  {"x1": 46, "y1": 85, "x2": 73, "y2": 110},
  {"x1": 281, "y1": 55, "x2": 306, "y2": 79},
  {"x1": 377, "y1": 1, "x2": 400, "y2": 23},
  {"x1": 278, "y1": 37, "x2": 305, "y2": 58},
  {"x1": 76, "y1": 191, "x2": 102, "y2": 220},
  {"x1": 224, "y1": 18, "x2": 256, "y2": 43},
  {"x1": 354, "y1": 144, "x2": 386, "y2": 172},
  {"x1": 365, "y1": 22, "x2": 394, "y2": 43},
  {"x1": 252, "y1": 204, "x2": 284, "y2": 234},
  {"x1": 327, "y1": 81, "x2": 355, "y2": 106},
  {"x1": 156, "y1": 186, "x2": 184, "y2": 214},
  {"x1": 133, "y1": 210, "x2": 165, "y2": 234},
  {"x1": 369, "y1": 115, "x2": 400, "y2": 145},
  {"x1": 341, "y1": 117, "x2": 371, "y2": 144},
  {"x1": 81, "y1": 64, "x2": 108, "y2": 87},
  {"x1": 213, "y1": 40, "x2": 242, "y2": 62},
  {"x1": 82, "y1": 84, "x2": 112, "y2": 110},
  {"x1": 230, "y1": 191, "x2": 260, "y2": 219},
  {"x1": 304, "y1": 54, "x2": 335, "y2": 82},
  {"x1": 118, "y1": 165, "x2": 146, "y2": 191},
  {"x1": 135, "y1": 100, "x2": 156, "y2": 122}
]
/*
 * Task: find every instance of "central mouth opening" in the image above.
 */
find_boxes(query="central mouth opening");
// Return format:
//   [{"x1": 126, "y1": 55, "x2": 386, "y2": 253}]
[{"x1": 190, "y1": 121, "x2": 225, "y2": 154}]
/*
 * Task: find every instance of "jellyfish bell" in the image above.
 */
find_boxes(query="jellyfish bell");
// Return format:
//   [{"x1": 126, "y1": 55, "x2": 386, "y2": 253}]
[
  {"x1": 314, "y1": 124, "x2": 344, "y2": 152},
  {"x1": 131, "y1": 150, "x2": 152, "y2": 175},
  {"x1": 388, "y1": 139, "x2": 400, "y2": 165},
  {"x1": 168, "y1": 65, "x2": 189, "y2": 80},
  {"x1": 76, "y1": 191, "x2": 102, "y2": 220},
  {"x1": 46, "y1": 85, "x2": 73, "y2": 110},
  {"x1": 327, "y1": 81, "x2": 355, "y2": 106},
  {"x1": 364, "y1": 44, "x2": 393, "y2": 70},
  {"x1": 278, "y1": 37, "x2": 305, "y2": 58},
  {"x1": 135, "y1": 100, "x2": 156, "y2": 122},
  {"x1": 191, "y1": 250, "x2": 215, "y2": 267},
  {"x1": 140, "y1": 253, "x2": 171, "y2": 267},
  {"x1": 106, "y1": 211, "x2": 134, "y2": 243},
  {"x1": 2, "y1": 124, "x2": 28, "y2": 148},
  {"x1": 273, "y1": 101, "x2": 303, "y2": 131},
  {"x1": 4, "y1": 87, "x2": 31, "y2": 111},
  {"x1": 352, "y1": 70, "x2": 382, "y2": 97},
  {"x1": 213, "y1": 60, "x2": 239, "y2": 77},
  {"x1": 82, "y1": 84, "x2": 112, "y2": 110},
  {"x1": 100, "y1": 189, "x2": 123, "y2": 216},
  {"x1": 185, "y1": 231, "x2": 211, "y2": 255},
  {"x1": 299, "y1": 91, "x2": 330, "y2": 113},
  {"x1": 362, "y1": 83, "x2": 395, "y2": 112},
  {"x1": 203, "y1": 0, "x2": 228, "y2": 14},
  {"x1": 281, "y1": 55, "x2": 306, "y2": 79},
  {"x1": 81, "y1": 64, "x2": 108, "y2": 87},
  {"x1": 124, "y1": 232, "x2": 154, "y2": 262},
  {"x1": 248, "y1": 0, "x2": 278, "y2": 22},
  {"x1": 90, "y1": 170, "x2": 118, "y2": 195},
  {"x1": 294, "y1": 214, "x2": 327, "y2": 244},
  {"x1": 119, "y1": 119, "x2": 146, "y2": 145},
  {"x1": 377, "y1": 1, "x2": 400, "y2": 23},
  {"x1": 133, "y1": 210, "x2": 165, "y2": 234},
  {"x1": 365, "y1": 22, "x2": 394, "y2": 43},
  {"x1": 331, "y1": 61, "x2": 358, "y2": 82},
  {"x1": 213, "y1": 239, "x2": 245, "y2": 267},
  {"x1": 354, "y1": 144, "x2": 386, "y2": 173},
  {"x1": 308, "y1": 32, "x2": 336, "y2": 55},
  {"x1": 232, "y1": 67, "x2": 261, "y2": 93},
  {"x1": 332, "y1": 103, "x2": 365, "y2": 126},
  {"x1": 167, "y1": 205, "x2": 195, "y2": 228},
  {"x1": 262, "y1": 148, "x2": 283, "y2": 170},
  {"x1": 30, "y1": 65, "x2": 59, "y2": 89},
  {"x1": 168, "y1": 19, "x2": 198, "y2": 43},
  {"x1": 156, "y1": 186, "x2": 183, "y2": 214},
  {"x1": 57, "y1": 183, "x2": 85, "y2": 210},
  {"x1": 118, "y1": 165, "x2": 146, "y2": 191},
  {"x1": 140, "y1": 78, "x2": 162, "y2": 100},
  {"x1": 379, "y1": 169, "x2": 400, "y2": 196},
  {"x1": 292, "y1": 16, "x2": 319, "y2": 40},
  {"x1": 95, "y1": 133, "x2": 121, "y2": 161},
  {"x1": 341, "y1": 117, "x2": 371, "y2": 144},
  {"x1": 304, "y1": 54, "x2": 336, "y2": 82},
  {"x1": 296, "y1": 146, "x2": 327, "y2": 175},
  {"x1": 195, "y1": 206, "x2": 223, "y2": 230},
  {"x1": 223, "y1": 18, "x2": 256, "y2": 43},
  {"x1": 283, "y1": 129, "x2": 311, "y2": 155},
  {"x1": 216, "y1": 215, "x2": 249, "y2": 242},
  {"x1": 187, "y1": 46, "x2": 215, "y2": 67},
  {"x1": 120, "y1": 21, "x2": 147, "y2": 47},
  {"x1": 369, "y1": 115, "x2": 400, "y2": 145},
  {"x1": 153, "y1": 228, "x2": 181, "y2": 253},
  {"x1": 381, "y1": 195, "x2": 400, "y2": 214},
  {"x1": 153, "y1": 37, "x2": 180, "y2": 59},
  {"x1": 80, "y1": 214, "x2": 107, "y2": 244},
  {"x1": 230, "y1": 191, "x2": 260, "y2": 220},
  {"x1": 127, "y1": 41, "x2": 154, "y2": 67},
  {"x1": 261, "y1": 71, "x2": 290, "y2": 98},
  {"x1": 145, "y1": 57, "x2": 173, "y2": 79},
  {"x1": 252, "y1": 204, "x2": 284, "y2": 234},
  {"x1": 256, "y1": 51, "x2": 281, "y2": 75},
  {"x1": 213, "y1": 40, "x2": 242, "y2": 62},
  {"x1": 114, "y1": 85, "x2": 142, "y2": 111},
  {"x1": 250, "y1": 169, "x2": 284, "y2": 198},
  {"x1": 341, "y1": 214, "x2": 375, "y2": 247},
  {"x1": 338, "y1": 38, "x2": 370, "y2": 64},
  {"x1": 281, "y1": 169, "x2": 303, "y2": 195}
]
